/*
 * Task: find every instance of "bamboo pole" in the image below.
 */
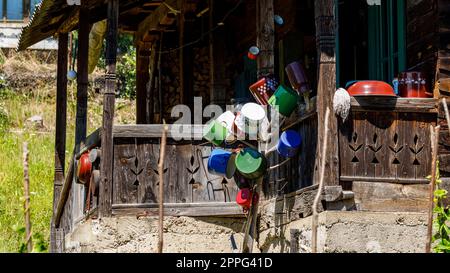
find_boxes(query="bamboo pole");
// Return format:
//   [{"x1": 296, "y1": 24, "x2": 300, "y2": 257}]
[
  {"x1": 426, "y1": 125, "x2": 440, "y2": 253},
  {"x1": 311, "y1": 107, "x2": 330, "y2": 253},
  {"x1": 157, "y1": 121, "x2": 169, "y2": 253},
  {"x1": 23, "y1": 142, "x2": 32, "y2": 253}
]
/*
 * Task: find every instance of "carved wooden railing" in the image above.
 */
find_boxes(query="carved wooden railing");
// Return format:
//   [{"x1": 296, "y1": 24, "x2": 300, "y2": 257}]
[
  {"x1": 110, "y1": 125, "x2": 242, "y2": 217},
  {"x1": 339, "y1": 97, "x2": 438, "y2": 184},
  {"x1": 54, "y1": 101, "x2": 321, "y2": 232}
]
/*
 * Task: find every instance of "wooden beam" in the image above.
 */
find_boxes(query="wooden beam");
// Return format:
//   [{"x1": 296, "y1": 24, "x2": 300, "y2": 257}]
[
  {"x1": 147, "y1": 41, "x2": 158, "y2": 124},
  {"x1": 112, "y1": 203, "x2": 244, "y2": 217},
  {"x1": 99, "y1": 0, "x2": 119, "y2": 218},
  {"x1": 256, "y1": 0, "x2": 275, "y2": 77},
  {"x1": 75, "y1": 6, "x2": 90, "y2": 150},
  {"x1": 50, "y1": 33, "x2": 68, "y2": 253},
  {"x1": 314, "y1": 0, "x2": 339, "y2": 186},
  {"x1": 136, "y1": 42, "x2": 152, "y2": 124},
  {"x1": 350, "y1": 97, "x2": 438, "y2": 113},
  {"x1": 179, "y1": 0, "x2": 185, "y2": 105},
  {"x1": 135, "y1": 0, "x2": 179, "y2": 44},
  {"x1": 340, "y1": 176, "x2": 430, "y2": 184},
  {"x1": 209, "y1": 0, "x2": 228, "y2": 105},
  {"x1": 113, "y1": 124, "x2": 205, "y2": 139}
]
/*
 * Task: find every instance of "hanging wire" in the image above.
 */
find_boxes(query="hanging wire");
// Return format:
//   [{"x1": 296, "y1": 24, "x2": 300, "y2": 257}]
[{"x1": 156, "y1": 0, "x2": 245, "y2": 54}]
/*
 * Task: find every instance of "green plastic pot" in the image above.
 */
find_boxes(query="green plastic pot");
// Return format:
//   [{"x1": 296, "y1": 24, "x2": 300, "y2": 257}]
[
  {"x1": 235, "y1": 148, "x2": 267, "y2": 180},
  {"x1": 268, "y1": 84, "x2": 300, "y2": 117},
  {"x1": 203, "y1": 120, "x2": 228, "y2": 146}
]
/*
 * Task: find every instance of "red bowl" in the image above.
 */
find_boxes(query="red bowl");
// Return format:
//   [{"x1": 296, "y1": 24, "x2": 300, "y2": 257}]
[{"x1": 347, "y1": 81, "x2": 396, "y2": 97}]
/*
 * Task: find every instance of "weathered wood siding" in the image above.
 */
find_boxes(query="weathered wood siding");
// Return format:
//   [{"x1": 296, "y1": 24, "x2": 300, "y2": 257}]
[
  {"x1": 112, "y1": 138, "x2": 239, "y2": 205},
  {"x1": 339, "y1": 99, "x2": 437, "y2": 184},
  {"x1": 264, "y1": 113, "x2": 317, "y2": 198},
  {"x1": 406, "y1": 0, "x2": 439, "y2": 76}
]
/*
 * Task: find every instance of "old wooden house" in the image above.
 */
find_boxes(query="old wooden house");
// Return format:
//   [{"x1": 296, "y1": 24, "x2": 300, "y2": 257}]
[{"x1": 16, "y1": 0, "x2": 450, "y2": 253}]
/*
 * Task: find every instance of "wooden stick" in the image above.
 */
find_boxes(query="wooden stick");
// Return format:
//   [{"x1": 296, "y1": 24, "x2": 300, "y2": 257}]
[
  {"x1": 242, "y1": 177, "x2": 263, "y2": 253},
  {"x1": 442, "y1": 98, "x2": 450, "y2": 139},
  {"x1": 23, "y1": 142, "x2": 33, "y2": 253},
  {"x1": 311, "y1": 107, "x2": 330, "y2": 253},
  {"x1": 157, "y1": 121, "x2": 169, "y2": 253},
  {"x1": 426, "y1": 125, "x2": 440, "y2": 253},
  {"x1": 267, "y1": 158, "x2": 291, "y2": 172}
]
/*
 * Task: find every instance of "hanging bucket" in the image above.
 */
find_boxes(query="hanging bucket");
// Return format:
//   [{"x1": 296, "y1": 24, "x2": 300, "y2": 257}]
[
  {"x1": 216, "y1": 111, "x2": 237, "y2": 143},
  {"x1": 77, "y1": 153, "x2": 92, "y2": 185},
  {"x1": 248, "y1": 46, "x2": 260, "y2": 60},
  {"x1": 241, "y1": 103, "x2": 267, "y2": 140},
  {"x1": 207, "y1": 149, "x2": 236, "y2": 179},
  {"x1": 277, "y1": 130, "x2": 302, "y2": 158},
  {"x1": 268, "y1": 84, "x2": 300, "y2": 117},
  {"x1": 235, "y1": 148, "x2": 267, "y2": 179},
  {"x1": 203, "y1": 120, "x2": 228, "y2": 146},
  {"x1": 236, "y1": 188, "x2": 253, "y2": 209}
]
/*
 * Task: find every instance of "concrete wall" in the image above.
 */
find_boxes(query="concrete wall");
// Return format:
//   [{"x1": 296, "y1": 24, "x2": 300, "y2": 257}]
[
  {"x1": 258, "y1": 211, "x2": 428, "y2": 253},
  {"x1": 65, "y1": 216, "x2": 248, "y2": 253},
  {"x1": 64, "y1": 210, "x2": 428, "y2": 253}
]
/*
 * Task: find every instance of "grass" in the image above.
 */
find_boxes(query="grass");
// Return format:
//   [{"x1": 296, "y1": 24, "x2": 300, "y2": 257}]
[{"x1": 0, "y1": 83, "x2": 135, "y2": 252}]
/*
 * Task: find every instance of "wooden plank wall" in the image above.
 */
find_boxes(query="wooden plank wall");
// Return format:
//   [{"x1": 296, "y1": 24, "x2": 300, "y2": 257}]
[
  {"x1": 406, "y1": 0, "x2": 439, "y2": 77},
  {"x1": 112, "y1": 138, "x2": 239, "y2": 205},
  {"x1": 436, "y1": 0, "x2": 450, "y2": 176},
  {"x1": 264, "y1": 113, "x2": 317, "y2": 198},
  {"x1": 406, "y1": 0, "x2": 450, "y2": 179}
]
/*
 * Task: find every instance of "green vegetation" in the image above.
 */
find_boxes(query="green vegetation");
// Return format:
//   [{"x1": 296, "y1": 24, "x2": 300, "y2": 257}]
[
  {"x1": 97, "y1": 33, "x2": 137, "y2": 99},
  {"x1": 0, "y1": 79, "x2": 135, "y2": 252},
  {"x1": 431, "y1": 162, "x2": 450, "y2": 253},
  {"x1": 0, "y1": 88, "x2": 57, "y2": 252}
]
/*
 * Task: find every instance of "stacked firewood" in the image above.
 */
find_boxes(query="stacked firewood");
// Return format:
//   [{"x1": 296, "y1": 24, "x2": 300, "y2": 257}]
[
  {"x1": 159, "y1": 46, "x2": 212, "y2": 122},
  {"x1": 161, "y1": 52, "x2": 181, "y2": 120},
  {"x1": 193, "y1": 46, "x2": 211, "y2": 104}
]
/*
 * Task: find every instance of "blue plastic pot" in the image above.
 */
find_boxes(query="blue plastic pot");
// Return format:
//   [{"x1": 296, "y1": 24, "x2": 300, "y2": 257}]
[
  {"x1": 277, "y1": 130, "x2": 302, "y2": 158},
  {"x1": 207, "y1": 149, "x2": 236, "y2": 179}
]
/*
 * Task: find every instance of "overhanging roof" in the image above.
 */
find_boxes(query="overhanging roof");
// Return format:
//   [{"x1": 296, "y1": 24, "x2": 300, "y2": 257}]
[{"x1": 17, "y1": 0, "x2": 165, "y2": 51}]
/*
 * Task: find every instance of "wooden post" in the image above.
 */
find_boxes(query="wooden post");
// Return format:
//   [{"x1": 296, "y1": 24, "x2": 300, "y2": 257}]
[
  {"x1": 314, "y1": 0, "x2": 339, "y2": 186},
  {"x1": 99, "y1": 0, "x2": 119, "y2": 218},
  {"x1": 179, "y1": 0, "x2": 185, "y2": 106},
  {"x1": 50, "y1": 33, "x2": 68, "y2": 253},
  {"x1": 426, "y1": 125, "x2": 440, "y2": 253},
  {"x1": 147, "y1": 42, "x2": 157, "y2": 124},
  {"x1": 242, "y1": 0, "x2": 275, "y2": 254},
  {"x1": 23, "y1": 142, "x2": 32, "y2": 253},
  {"x1": 136, "y1": 42, "x2": 151, "y2": 124},
  {"x1": 256, "y1": 0, "x2": 275, "y2": 77},
  {"x1": 75, "y1": 5, "x2": 90, "y2": 149},
  {"x1": 209, "y1": 0, "x2": 228, "y2": 105}
]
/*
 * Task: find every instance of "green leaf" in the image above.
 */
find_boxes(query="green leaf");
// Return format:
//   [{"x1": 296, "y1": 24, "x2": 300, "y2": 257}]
[{"x1": 434, "y1": 189, "x2": 447, "y2": 199}]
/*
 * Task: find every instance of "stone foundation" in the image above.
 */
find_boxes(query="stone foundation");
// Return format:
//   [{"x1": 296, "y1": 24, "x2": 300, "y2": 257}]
[{"x1": 64, "y1": 211, "x2": 427, "y2": 253}]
